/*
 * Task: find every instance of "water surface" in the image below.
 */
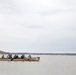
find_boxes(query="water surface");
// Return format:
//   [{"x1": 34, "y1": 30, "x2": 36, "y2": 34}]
[{"x1": 0, "y1": 55, "x2": 76, "y2": 75}]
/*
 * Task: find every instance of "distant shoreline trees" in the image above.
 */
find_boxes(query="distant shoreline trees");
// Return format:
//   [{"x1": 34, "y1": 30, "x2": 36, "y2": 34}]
[{"x1": 0, "y1": 50, "x2": 76, "y2": 55}]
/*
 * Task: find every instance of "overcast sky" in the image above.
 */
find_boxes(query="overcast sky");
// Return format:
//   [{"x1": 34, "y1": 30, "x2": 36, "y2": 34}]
[{"x1": 0, "y1": 0, "x2": 76, "y2": 53}]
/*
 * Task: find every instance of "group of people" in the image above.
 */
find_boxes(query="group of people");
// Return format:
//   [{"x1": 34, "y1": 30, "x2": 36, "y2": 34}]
[{"x1": 2, "y1": 54, "x2": 31, "y2": 59}]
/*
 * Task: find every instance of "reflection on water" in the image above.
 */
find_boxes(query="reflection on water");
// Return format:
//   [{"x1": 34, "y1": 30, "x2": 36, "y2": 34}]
[{"x1": 0, "y1": 55, "x2": 76, "y2": 75}]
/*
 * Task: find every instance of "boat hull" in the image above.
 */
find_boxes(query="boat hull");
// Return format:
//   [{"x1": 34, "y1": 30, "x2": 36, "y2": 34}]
[{"x1": 0, "y1": 57, "x2": 40, "y2": 61}]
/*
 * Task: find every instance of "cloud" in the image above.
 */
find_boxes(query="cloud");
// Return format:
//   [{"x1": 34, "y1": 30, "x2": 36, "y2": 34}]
[{"x1": 0, "y1": 0, "x2": 76, "y2": 52}]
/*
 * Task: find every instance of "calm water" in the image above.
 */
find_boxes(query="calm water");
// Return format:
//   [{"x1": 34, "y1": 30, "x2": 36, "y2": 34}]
[{"x1": 0, "y1": 55, "x2": 76, "y2": 75}]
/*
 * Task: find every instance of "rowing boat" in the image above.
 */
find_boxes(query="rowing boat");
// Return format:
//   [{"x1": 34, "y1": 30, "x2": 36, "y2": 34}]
[{"x1": 0, "y1": 57, "x2": 40, "y2": 61}]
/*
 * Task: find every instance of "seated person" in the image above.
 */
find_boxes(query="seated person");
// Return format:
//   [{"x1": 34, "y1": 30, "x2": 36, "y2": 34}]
[
  {"x1": 14, "y1": 54, "x2": 19, "y2": 59},
  {"x1": 21, "y1": 54, "x2": 25, "y2": 59},
  {"x1": 14, "y1": 54, "x2": 16, "y2": 59},
  {"x1": 7, "y1": 54, "x2": 12, "y2": 59},
  {"x1": 2, "y1": 55, "x2": 4, "y2": 58},
  {"x1": 16, "y1": 55, "x2": 18, "y2": 58},
  {"x1": 28, "y1": 54, "x2": 31, "y2": 58}
]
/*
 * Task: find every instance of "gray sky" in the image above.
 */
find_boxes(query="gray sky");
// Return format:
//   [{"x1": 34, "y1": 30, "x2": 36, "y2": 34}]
[{"x1": 0, "y1": 0, "x2": 76, "y2": 53}]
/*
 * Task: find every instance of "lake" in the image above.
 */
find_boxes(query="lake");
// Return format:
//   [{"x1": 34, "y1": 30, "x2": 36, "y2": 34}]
[{"x1": 0, "y1": 55, "x2": 76, "y2": 75}]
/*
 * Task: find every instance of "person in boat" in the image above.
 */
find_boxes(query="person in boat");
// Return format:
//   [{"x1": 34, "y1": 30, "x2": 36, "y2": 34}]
[
  {"x1": 13, "y1": 54, "x2": 16, "y2": 59},
  {"x1": 28, "y1": 54, "x2": 31, "y2": 58},
  {"x1": 16, "y1": 54, "x2": 18, "y2": 58},
  {"x1": 7, "y1": 54, "x2": 12, "y2": 59},
  {"x1": 2, "y1": 55, "x2": 4, "y2": 58},
  {"x1": 14, "y1": 54, "x2": 19, "y2": 59},
  {"x1": 21, "y1": 54, "x2": 25, "y2": 59}
]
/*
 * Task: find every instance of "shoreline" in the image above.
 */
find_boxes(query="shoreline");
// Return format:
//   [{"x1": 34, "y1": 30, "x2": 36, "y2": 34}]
[{"x1": 0, "y1": 53, "x2": 76, "y2": 55}]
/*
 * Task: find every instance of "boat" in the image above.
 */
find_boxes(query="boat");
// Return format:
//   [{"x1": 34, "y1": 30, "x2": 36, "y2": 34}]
[
  {"x1": 0, "y1": 57, "x2": 40, "y2": 61},
  {"x1": 25, "y1": 57, "x2": 40, "y2": 61}
]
